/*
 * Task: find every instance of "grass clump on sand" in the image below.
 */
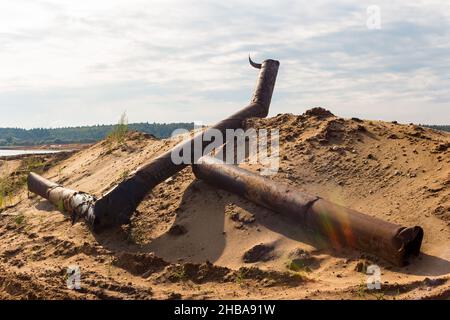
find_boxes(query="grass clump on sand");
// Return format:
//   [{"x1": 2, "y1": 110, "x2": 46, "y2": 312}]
[
  {"x1": 0, "y1": 156, "x2": 47, "y2": 209},
  {"x1": 0, "y1": 178, "x2": 13, "y2": 209},
  {"x1": 107, "y1": 112, "x2": 129, "y2": 145}
]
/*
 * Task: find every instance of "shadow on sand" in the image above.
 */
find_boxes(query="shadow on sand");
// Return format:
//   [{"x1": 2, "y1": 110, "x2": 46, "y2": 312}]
[{"x1": 33, "y1": 181, "x2": 450, "y2": 277}]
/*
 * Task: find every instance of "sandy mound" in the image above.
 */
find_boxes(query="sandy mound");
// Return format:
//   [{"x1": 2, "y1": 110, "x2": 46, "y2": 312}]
[{"x1": 0, "y1": 109, "x2": 449, "y2": 300}]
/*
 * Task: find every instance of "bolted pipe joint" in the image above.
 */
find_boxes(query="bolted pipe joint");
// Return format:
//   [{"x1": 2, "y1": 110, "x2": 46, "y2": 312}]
[{"x1": 28, "y1": 172, "x2": 97, "y2": 228}]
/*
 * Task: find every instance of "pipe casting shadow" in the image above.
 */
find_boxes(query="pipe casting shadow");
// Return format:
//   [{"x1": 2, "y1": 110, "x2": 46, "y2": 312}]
[
  {"x1": 192, "y1": 156, "x2": 423, "y2": 266},
  {"x1": 28, "y1": 57, "x2": 280, "y2": 231}
]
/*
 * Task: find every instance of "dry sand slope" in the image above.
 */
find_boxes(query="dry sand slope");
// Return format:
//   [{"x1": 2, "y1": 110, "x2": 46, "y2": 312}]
[{"x1": 0, "y1": 108, "x2": 449, "y2": 300}]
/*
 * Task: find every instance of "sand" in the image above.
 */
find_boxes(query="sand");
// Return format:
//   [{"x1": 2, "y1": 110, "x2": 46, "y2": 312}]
[{"x1": 0, "y1": 109, "x2": 449, "y2": 300}]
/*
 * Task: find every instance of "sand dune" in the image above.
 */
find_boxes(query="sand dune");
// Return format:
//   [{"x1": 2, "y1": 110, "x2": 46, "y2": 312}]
[{"x1": 0, "y1": 108, "x2": 449, "y2": 300}]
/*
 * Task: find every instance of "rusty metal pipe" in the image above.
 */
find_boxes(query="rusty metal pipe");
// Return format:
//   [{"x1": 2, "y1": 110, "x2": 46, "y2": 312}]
[
  {"x1": 27, "y1": 58, "x2": 280, "y2": 231},
  {"x1": 27, "y1": 172, "x2": 96, "y2": 225},
  {"x1": 92, "y1": 58, "x2": 280, "y2": 230},
  {"x1": 192, "y1": 156, "x2": 423, "y2": 266}
]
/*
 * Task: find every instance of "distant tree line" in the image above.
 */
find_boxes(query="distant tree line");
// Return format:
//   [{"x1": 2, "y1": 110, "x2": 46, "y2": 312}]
[
  {"x1": 422, "y1": 125, "x2": 450, "y2": 133},
  {"x1": 0, "y1": 122, "x2": 194, "y2": 146},
  {"x1": 1, "y1": 121, "x2": 447, "y2": 146}
]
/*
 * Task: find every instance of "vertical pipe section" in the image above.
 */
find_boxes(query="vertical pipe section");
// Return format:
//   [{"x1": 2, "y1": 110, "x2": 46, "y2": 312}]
[
  {"x1": 92, "y1": 58, "x2": 280, "y2": 230},
  {"x1": 192, "y1": 156, "x2": 423, "y2": 266}
]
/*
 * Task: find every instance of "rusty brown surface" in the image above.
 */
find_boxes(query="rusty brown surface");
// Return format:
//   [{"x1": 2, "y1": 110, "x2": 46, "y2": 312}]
[{"x1": 192, "y1": 156, "x2": 423, "y2": 266}]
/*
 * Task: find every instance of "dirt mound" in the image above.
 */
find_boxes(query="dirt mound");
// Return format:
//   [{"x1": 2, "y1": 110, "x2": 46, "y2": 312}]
[
  {"x1": 304, "y1": 107, "x2": 335, "y2": 118},
  {"x1": 0, "y1": 111, "x2": 449, "y2": 300}
]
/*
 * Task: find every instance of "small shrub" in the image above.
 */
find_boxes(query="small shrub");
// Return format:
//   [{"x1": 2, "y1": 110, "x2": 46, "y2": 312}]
[
  {"x1": 171, "y1": 266, "x2": 187, "y2": 281},
  {"x1": 356, "y1": 281, "x2": 367, "y2": 298},
  {"x1": 287, "y1": 259, "x2": 312, "y2": 273},
  {"x1": 234, "y1": 269, "x2": 245, "y2": 285},
  {"x1": 23, "y1": 157, "x2": 46, "y2": 174},
  {"x1": 0, "y1": 177, "x2": 13, "y2": 208},
  {"x1": 14, "y1": 214, "x2": 25, "y2": 225},
  {"x1": 120, "y1": 169, "x2": 130, "y2": 181},
  {"x1": 107, "y1": 112, "x2": 129, "y2": 145}
]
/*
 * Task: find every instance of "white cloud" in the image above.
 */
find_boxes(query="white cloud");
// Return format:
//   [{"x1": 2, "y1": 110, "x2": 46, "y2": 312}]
[{"x1": 0, "y1": 0, "x2": 449, "y2": 127}]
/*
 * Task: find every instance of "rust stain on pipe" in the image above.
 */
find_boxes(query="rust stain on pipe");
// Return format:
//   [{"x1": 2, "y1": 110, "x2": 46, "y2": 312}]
[{"x1": 192, "y1": 156, "x2": 423, "y2": 266}]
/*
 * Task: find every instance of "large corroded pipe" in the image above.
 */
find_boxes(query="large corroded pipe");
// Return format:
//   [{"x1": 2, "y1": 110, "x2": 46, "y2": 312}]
[
  {"x1": 92, "y1": 58, "x2": 279, "y2": 230},
  {"x1": 192, "y1": 156, "x2": 423, "y2": 266},
  {"x1": 28, "y1": 58, "x2": 280, "y2": 231},
  {"x1": 27, "y1": 172, "x2": 96, "y2": 225}
]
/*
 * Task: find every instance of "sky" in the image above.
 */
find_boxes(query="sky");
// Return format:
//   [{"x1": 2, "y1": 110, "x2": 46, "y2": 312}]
[{"x1": 0, "y1": 0, "x2": 449, "y2": 128}]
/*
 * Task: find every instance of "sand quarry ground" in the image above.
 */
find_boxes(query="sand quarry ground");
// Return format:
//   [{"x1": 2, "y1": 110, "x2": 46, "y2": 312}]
[{"x1": 0, "y1": 108, "x2": 449, "y2": 300}]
